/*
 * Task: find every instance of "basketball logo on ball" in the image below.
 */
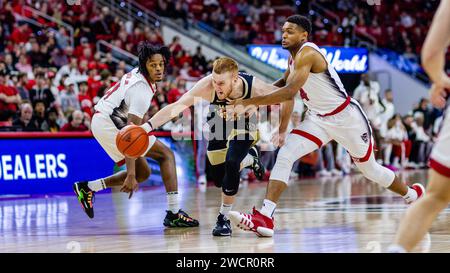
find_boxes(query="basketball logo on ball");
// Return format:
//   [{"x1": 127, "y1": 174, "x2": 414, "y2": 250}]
[{"x1": 116, "y1": 125, "x2": 149, "y2": 158}]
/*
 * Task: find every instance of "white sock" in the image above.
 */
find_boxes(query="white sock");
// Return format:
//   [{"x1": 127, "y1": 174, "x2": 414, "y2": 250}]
[
  {"x1": 87, "y1": 179, "x2": 106, "y2": 192},
  {"x1": 403, "y1": 186, "x2": 418, "y2": 203},
  {"x1": 167, "y1": 191, "x2": 179, "y2": 213},
  {"x1": 240, "y1": 154, "x2": 254, "y2": 171},
  {"x1": 198, "y1": 174, "x2": 206, "y2": 185},
  {"x1": 387, "y1": 244, "x2": 407, "y2": 253},
  {"x1": 260, "y1": 199, "x2": 276, "y2": 218},
  {"x1": 219, "y1": 203, "x2": 232, "y2": 218}
]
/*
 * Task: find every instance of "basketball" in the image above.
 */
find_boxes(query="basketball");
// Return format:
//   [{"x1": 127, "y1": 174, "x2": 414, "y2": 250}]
[{"x1": 115, "y1": 125, "x2": 149, "y2": 158}]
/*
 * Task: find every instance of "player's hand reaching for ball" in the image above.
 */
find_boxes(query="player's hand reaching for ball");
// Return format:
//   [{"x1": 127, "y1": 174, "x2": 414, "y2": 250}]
[
  {"x1": 121, "y1": 174, "x2": 139, "y2": 199},
  {"x1": 429, "y1": 75, "x2": 450, "y2": 109},
  {"x1": 230, "y1": 99, "x2": 258, "y2": 117}
]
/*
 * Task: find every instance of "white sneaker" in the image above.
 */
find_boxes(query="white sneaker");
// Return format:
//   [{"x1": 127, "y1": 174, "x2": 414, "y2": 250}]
[
  {"x1": 330, "y1": 169, "x2": 343, "y2": 176},
  {"x1": 405, "y1": 183, "x2": 426, "y2": 204},
  {"x1": 198, "y1": 175, "x2": 207, "y2": 192},
  {"x1": 317, "y1": 170, "x2": 331, "y2": 177},
  {"x1": 198, "y1": 175, "x2": 206, "y2": 185}
]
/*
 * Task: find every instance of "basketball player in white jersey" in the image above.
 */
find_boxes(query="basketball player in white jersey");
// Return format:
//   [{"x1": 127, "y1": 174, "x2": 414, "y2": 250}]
[
  {"x1": 73, "y1": 42, "x2": 199, "y2": 228},
  {"x1": 389, "y1": 0, "x2": 450, "y2": 252},
  {"x1": 227, "y1": 15, "x2": 425, "y2": 237},
  {"x1": 140, "y1": 57, "x2": 276, "y2": 236}
]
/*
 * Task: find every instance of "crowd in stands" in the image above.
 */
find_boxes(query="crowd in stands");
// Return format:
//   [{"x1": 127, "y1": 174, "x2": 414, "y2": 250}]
[
  {"x1": 0, "y1": 0, "x2": 213, "y2": 133},
  {"x1": 150, "y1": 0, "x2": 449, "y2": 68}
]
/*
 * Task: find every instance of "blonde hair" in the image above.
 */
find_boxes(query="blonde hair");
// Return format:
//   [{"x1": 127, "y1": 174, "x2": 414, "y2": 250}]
[{"x1": 212, "y1": 57, "x2": 239, "y2": 74}]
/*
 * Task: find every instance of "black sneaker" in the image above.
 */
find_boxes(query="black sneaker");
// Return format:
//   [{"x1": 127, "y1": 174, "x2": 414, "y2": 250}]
[
  {"x1": 249, "y1": 147, "x2": 265, "y2": 180},
  {"x1": 73, "y1": 181, "x2": 95, "y2": 219},
  {"x1": 212, "y1": 213, "x2": 232, "y2": 236},
  {"x1": 164, "y1": 209, "x2": 199, "y2": 227}
]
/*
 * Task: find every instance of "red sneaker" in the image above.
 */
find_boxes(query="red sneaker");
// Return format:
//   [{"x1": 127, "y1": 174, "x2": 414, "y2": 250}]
[
  {"x1": 406, "y1": 183, "x2": 425, "y2": 204},
  {"x1": 228, "y1": 207, "x2": 274, "y2": 237}
]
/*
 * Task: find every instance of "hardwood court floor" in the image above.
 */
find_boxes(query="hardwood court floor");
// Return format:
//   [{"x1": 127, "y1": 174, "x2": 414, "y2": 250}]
[{"x1": 1, "y1": 170, "x2": 449, "y2": 253}]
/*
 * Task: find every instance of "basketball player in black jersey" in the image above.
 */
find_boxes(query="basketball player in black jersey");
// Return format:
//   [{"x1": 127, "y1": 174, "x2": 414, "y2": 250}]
[{"x1": 141, "y1": 57, "x2": 278, "y2": 236}]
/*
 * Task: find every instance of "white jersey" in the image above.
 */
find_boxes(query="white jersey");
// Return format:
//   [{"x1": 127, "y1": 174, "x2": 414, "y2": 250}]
[
  {"x1": 288, "y1": 42, "x2": 349, "y2": 115},
  {"x1": 94, "y1": 68, "x2": 156, "y2": 129}
]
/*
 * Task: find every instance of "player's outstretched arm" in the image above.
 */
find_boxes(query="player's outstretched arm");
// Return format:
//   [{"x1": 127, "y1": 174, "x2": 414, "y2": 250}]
[
  {"x1": 235, "y1": 47, "x2": 316, "y2": 107},
  {"x1": 251, "y1": 76, "x2": 294, "y2": 135},
  {"x1": 142, "y1": 75, "x2": 213, "y2": 132},
  {"x1": 421, "y1": 0, "x2": 450, "y2": 83},
  {"x1": 421, "y1": 0, "x2": 450, "y2": 108},
  {"x1": 121, "y1": 113, "x2": 143, "y2": 198}
]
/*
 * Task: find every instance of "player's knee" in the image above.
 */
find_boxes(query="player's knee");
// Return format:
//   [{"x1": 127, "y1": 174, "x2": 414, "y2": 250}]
[
  {"x1": 275, "y1": 148, "x2": 296, "y2": 169},
  {"x1": 159, "y1": 146, "x2": 175, "y2": 163},
  {"x1": 136, "y1": 168, "x2": 151, "y2": 183},
  {"x1": 356, "y1": 159, "x2": 394, "y2": 188},
  {"x1": 224, "y1": 157, "x2": 240, "y2": 173},
  {"x1": 269, "y1": 149, "x2": 295, "y2": 185}
]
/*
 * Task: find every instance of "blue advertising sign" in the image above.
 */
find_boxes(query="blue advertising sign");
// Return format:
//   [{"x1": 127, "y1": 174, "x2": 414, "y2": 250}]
[
  {"x1": 0, "y1": 138, "x2": 114, "y2": 195},
  {"x1": 247, "y1": 45, "x2": 369, "y2": 74},
  {"x1": 0, "y1": 136, "x2": 195, "y2": 195}
]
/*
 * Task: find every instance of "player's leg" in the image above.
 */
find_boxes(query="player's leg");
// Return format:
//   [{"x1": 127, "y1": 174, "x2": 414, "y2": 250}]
[
  {"x1": 354, "y1": 154, "x2": 423, "y2": 202},
  {"x1": 90, "y1": 158, "x2": 151, "y2": 189},
  {"x1": 213, "y1": 134, "x2": 255, "y2": 236},
  {"x1": 144, "y1": 139, "x2": 199, "y2": 227},
  {"x1": 333, "y1": 102, "x2": 425, "y2": 203},
  {"x1": 229, "y1": 119, "x2": 331, "y2": 236},
  {"x1": 389, "y1": 169, "x2": 450, "y2": 252},
  {"x1": 74, "y1": 114, "x2": 139, "y2": 218},
  {"x1": 389, "y1": 110, "x2": 450, "y2": 252}
]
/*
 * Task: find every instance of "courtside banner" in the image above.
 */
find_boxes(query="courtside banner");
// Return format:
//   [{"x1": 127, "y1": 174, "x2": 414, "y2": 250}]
[
  {"x1": 0, "y1": 132, "x2": 196, "y2": 195},
  {"x1": 0, "y1": 133, "x2": 113, "y2": 195},
  {"x1": 247, "y1": 45, "x2": 369, "y2": 73}
]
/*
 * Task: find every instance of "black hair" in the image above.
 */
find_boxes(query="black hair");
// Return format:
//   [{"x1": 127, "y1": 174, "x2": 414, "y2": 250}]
[
  {"x1": 286, "y1": 15, "x2": 312, "y2": 35},
  {"x1": 137, "y1": 41, "x2": 171, "y2": 78}
]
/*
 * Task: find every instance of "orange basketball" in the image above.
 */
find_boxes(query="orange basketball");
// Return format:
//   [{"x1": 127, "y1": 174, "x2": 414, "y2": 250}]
[{"x1": 116, "y1": 125, "x2": 149, "y2": 158}]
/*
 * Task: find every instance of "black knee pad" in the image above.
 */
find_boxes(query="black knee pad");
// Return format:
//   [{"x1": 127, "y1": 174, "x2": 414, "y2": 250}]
[
  {"x1": 209, "y1": 163, "x2": 225, "y2": 188},
  {"x1": 222, "y1": 185, "x2": 238, "y2": 196},
  {"x1": 221, "y1": 160, "x2": 240, "y2": 196}
]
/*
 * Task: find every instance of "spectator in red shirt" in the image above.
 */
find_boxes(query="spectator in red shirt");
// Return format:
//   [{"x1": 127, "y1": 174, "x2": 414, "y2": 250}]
[
  {"x1": 177, "y1": 50, "x2": 192, "y2": 67},
  {"x1": 78, "y1": 81, "x2": 93, "y2": 116},
  {"x1": 169, "y1": 36, "x2": 183, "y2": 56},
  {"x1": 10, "y1": 21, "x2": 31, "y2": 44},
  {"x1": 87, "y1": 64, "x2": 102, "y2": 99},
  {"x1": 167, "y1": 81, "x2": 182, "y2": 104},
  {"x1": 61, "y1": 110, "x2": 89, "y2": 132},
  {"x1": 0, "y1": 72, "x2": 21, "y2": 121},
  {"x1": 74, "y1": 37, "x2": 94, "y2": 59}
]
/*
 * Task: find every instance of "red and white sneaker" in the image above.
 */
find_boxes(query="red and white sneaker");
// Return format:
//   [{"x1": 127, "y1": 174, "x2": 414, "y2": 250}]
[
  {"x1": 228, "y1": 207, "x2": 274, "y2": 237},
  {"x1": 406, "y1": 183, "x2": 426, "y2": 204}
]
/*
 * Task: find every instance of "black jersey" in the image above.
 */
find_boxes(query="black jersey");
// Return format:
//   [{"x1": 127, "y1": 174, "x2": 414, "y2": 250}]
[{"x1": 207, "y1": 72, "x2": 258, "y2": 142}]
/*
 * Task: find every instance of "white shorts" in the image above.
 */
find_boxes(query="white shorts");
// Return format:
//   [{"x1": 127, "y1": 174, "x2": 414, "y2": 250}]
[
  {"x1": 429, "y1": 105, "x2": 450, "y2": 178},
  {"x1": 91, "y1": 113, "x2": 157, "y2": 166},
  {"x1": 287, "y1": 100, "x2": 373, "y2": 162}
]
